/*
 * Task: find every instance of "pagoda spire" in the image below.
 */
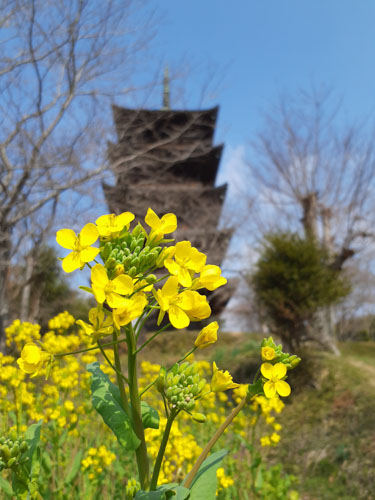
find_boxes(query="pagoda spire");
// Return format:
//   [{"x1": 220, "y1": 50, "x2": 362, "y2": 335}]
[{"x1": 162, "y1": 66, "x2": 170, "y2": 110}]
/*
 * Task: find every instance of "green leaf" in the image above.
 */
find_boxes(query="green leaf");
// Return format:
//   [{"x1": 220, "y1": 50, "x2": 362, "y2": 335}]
[
  {"x1": 135, "y1": 483, "x2": 190, "y2": 499},
  {"x1": 23, "y1": 420, "x2": 42, "y2": 474},
  {"x1": 247, "y1": 378, "x2": 263, "y2": 399},
  {"x1": 186, "y1": 449, "x2": 228, "y2": 500},
  {"x1": 141, "y1": 401, "x2": 159, "y2": 430},
  {"x1": 65, "y1": 449, "x2": 83, "y2": 485},
  {"x1": 0, "y1": 476, "x2": 14, "y2": 497},
  {"x1": 87, "y1": 362, "x2": 140, "y2": 450}
]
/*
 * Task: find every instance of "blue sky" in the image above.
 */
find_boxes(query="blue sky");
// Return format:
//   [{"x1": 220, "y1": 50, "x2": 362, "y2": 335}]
[{"x1": 145, "y1": 1, "x2": 375, "y2": 167}]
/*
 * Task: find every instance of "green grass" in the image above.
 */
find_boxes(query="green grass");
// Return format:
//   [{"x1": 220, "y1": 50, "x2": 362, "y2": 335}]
[{"x1": 140, "y1": 332, "x2": 375, "y2": 499}]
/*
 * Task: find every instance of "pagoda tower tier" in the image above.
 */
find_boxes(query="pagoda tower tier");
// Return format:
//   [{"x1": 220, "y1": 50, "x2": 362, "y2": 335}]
[{"x1": 104, "y1": 104, "x2": 235, "y2": 316}]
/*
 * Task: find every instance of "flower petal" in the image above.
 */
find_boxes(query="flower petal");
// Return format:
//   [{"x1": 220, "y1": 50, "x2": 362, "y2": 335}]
[
  {"x1": 275, "y1": 380, "x2": 291, "y2": 397},
  {"x1": 80, "y1": 223, "x2": 99, "y2": 246},
  {"x1": 162, "y1": 276, "x2": 179, "y2": 297},
  {"x1": 116, "y1": 211, "x2": 135, "y2": 227},
  {"x1": 91, "y1": 264, "x2": 109, "y2": 288},
  {"x1": 160, "y1": 213, "x2": 177, "y2": 233},
  {"x1": 113, "y1": 274, "x2": 134, "y2": 295},
  {"x1": 62, "y1": 252, "x2": 82, "y2": 273},
  {"x1": 169, "y1": 305, "x2": 190, "y2": 329},
  {"x1": 175, "y1": 241, "x2": 191, "y2": 261},
  {"x1": 56, "y1": 229, "x2": 77, "y2": 250},
  {"x1": 106, "y1": 292, "x2": 128, "y2": 309},
  {"x1": 273, "y1": 362, "x2": 287, "y2": 379},
  {"x1": 260, "y1": 363, "x2": 274, "y2": 380},
  {"x1": 80, "y1": 247, "x2": 100, "y2": 263},
  {"x1": 92, "y1": 284, "x2": 106, "y2": 304},
  {"x1": 145, "y1": 208, "x2": 160, "y2": 229},
  {"x1": 263, "y1": 380, "x2": 277, "y2": 398}
]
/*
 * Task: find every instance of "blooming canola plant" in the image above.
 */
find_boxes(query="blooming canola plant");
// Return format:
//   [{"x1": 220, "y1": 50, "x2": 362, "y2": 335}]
[{"x1": 8, "y1": 208, "x2": 300, "y2": 498}]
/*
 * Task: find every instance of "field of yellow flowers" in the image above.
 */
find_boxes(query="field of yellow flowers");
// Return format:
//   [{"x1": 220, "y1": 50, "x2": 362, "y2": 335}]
[{"x1": 0, "y1": 313, "x2": 297, "y2": 499}]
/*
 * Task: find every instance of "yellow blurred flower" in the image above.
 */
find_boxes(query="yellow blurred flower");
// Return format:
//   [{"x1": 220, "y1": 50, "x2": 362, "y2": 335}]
[
  {"x1": 95, "y1": 212, "x2": 134, "y2": 237},
  {"x1": 91, "y1": 264, "x2": 133, "y2": 308},
  {"x1": 56, "y1": 223, "x2": 99, "y2": 273},
  {"x1": 261, "y1": 346, "x2": 276, "y2": 361},
  {"x1": 112, "y1": 293, "x2": 148, "y2": 329},
  {"x1": 261, "y1": 363, "x2": 291, "y2": 398},
  {"x1": 145, "y1": 208, "x2": 177, "y2": 242},
  {"x1": 164, "y1": 241, "x2": 206, "y2": 287},
  {"x1": 210, "y1": 362, "x2": 240, "y2": 392},
  {"x1": 17, "y1": 342, "x2": 51, "y2": 377},
  {"x1": 194, "y1": 264, "x2": 227, "y2": 291},
  {"x1": 194, "y1": 321, "x2": 218, "y2": 349}
]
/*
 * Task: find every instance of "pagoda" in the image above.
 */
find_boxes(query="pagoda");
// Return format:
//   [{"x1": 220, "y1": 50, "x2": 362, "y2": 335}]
[{"x1": 103, "y1": 73, "x2": 234, "y2": 314}]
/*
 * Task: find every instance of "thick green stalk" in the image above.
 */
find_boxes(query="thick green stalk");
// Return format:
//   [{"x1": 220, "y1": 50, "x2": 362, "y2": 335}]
[
  {"x1": 126, "y1": 326, "x2": 150, "y2": 490},
  {"x1": 150, "y1": 408, "x2": 177, "y2": 490},
  {"x1": 183, "y1": 396, "x2": 248, "y2": 489},
  {"x1": 112, "y1": 331, "x2": 130, "y2": 416}
]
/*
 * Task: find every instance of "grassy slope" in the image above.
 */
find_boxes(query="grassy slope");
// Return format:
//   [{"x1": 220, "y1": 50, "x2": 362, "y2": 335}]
[{"x1": 139, "y1": 332, "x2": 375, "y2": 500}]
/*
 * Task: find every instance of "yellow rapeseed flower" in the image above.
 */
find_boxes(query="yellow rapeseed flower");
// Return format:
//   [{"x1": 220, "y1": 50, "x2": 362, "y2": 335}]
[
  {"x1": 194, "y1": 321, "x2": 218, "y2": 349},
  {"x1": 164, "y1": 241, "x2": 206, "y2": 287},
  {"x1": 56, "y1": 223, "x2": 99, "y2": 272},
  {"x1": 261, "y1": 346, "x2": 276, "y2": 361},
  {"x1": 76, "y1": 308, "x2": 113, "y2": 341},
  {"x1": 261, "y1": 362, "x2": 291, "y2": 398},
  {"x1": 17, "y1": 343, "x2": 51, "y2": 377},
  {"x1": 194, "y1": 264, "x2": 227, "y2": 291},
  {"x1": 210, "y1": 362, "x2": 240, "y2": 392},
  {"x1": 154, "y1": 276, "x2": 211, "y2": 329},
  {"x1": 145, "y1": 208, "x2": 177, "y2": 241},
  {"x1": 95, "y1": 212, "x2": 134, "y2": 237},
  {"x1": 91, "y1": 264, "x2": 133, "y2": 308},
  {"x1": 112, "y1": 294, "x2": 148, "y2": 329}
]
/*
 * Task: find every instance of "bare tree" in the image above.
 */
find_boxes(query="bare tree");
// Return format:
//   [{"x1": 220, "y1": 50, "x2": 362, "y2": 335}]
[
  {"x1": 0, "y1": 0, "x2": 155, "y2": 341},
  {"x1": 246, "y1": 87, "x2": 375, "y2": 351}
]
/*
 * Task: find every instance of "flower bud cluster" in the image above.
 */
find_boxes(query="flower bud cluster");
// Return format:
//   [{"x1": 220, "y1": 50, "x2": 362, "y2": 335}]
[
  {"x1": 0, "y1": 433, "x2": 28, "y2": 471},
  {"x1": 100, "y1": 225, "x2": 162, "y2": 279},
  {"x1": 164, "y1": 362, "x2": 206, "y2": 412},
  {"x1": 125, "y1": 478, "x2": 140, "y2": 498},
  {"x1": 261, "y1": 337, "x2": 301, "y2": 369}
]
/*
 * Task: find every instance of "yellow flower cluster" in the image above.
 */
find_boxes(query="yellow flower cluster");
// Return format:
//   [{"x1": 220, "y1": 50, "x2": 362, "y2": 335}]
[
  {"x1": 48, "y1": 311, "x2": 75, "y2": 333},
  {"x1": 56, "y1": 208, "x2": 227, "y2": 336},
  {"x1": 81, "y1": 445, "x2": 116, "y2": 480},
  {"x1": 5, "y1": 319, "x2": 41, "y2": 351},
  {"x1": 217, "y1": 467, "x2": 234, "y2": 490}
]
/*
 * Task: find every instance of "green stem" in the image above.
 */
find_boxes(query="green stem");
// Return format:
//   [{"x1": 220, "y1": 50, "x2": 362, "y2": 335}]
[
  {"x1": 183, "y1": 396, "x2": 248, "y2": 489},
  {"x1": 126, "y1": 325, "x2": 149, "y2": 489},
  {"x1": 112, "y1": 331, "x2": 130, "y2": 416},
  {"x1": 98, "y1": 343, "x2": 130, "y2": 385},
  {"x1": 55, "y1": 338, "x2": 126, "y2": 358},
  {"x1": 135, "y1": 323, "x2": 171, "y2": 354},
  {"x1": 150, "y1": 408, "x2": 178, "y2": 490}
]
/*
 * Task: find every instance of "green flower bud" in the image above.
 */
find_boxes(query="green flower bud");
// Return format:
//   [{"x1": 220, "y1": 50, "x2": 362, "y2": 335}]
[
  {"x1": 130, "y1": 256, "x2": 140, "y2": 269},
  {"x1": 145, "y1": 274, "x2": 157, "y2": 284},
  {"x1": 156, "y1": 367, "x2": 166, "y2": 393},
  {"x1": 123, "y1": 256, "x2": 132, "y2": 268},
  {"x1": 1, "y1": 445, "x2": 10, "y2": 460},
  {"x1": 7, "y1": 457, "x2": 17, "y2": 468},
  {"x1": 133, "y1": 246, "x2": 141, "y2": 256},
  {"x1": 10, "y1": 443, "x2": 20, "y2": 457},
  {"x1": 192, "y1": 413, "x2": 207, "y2": 423},
  {"x1": 165, "y1": 387, "x2": 174, "y2": 399},
  {"x1": 179, "y1": 362, "x2": 189, "y2": 373},
  {"x1": 128, "y1": 266, "x2": 137, "y2": 278},
  {"x1": 106, "y1": 257, "x2": 117, "y2": 270},
  {"x1": 20, "y1": 441, "x2": 28, "y2": 453},
  {"x1": 130, "y1": 239, "x2": 137, "y2": 252},
  {"x1": 186, "y1": 400, "x2": 196, "y2": 411}
]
